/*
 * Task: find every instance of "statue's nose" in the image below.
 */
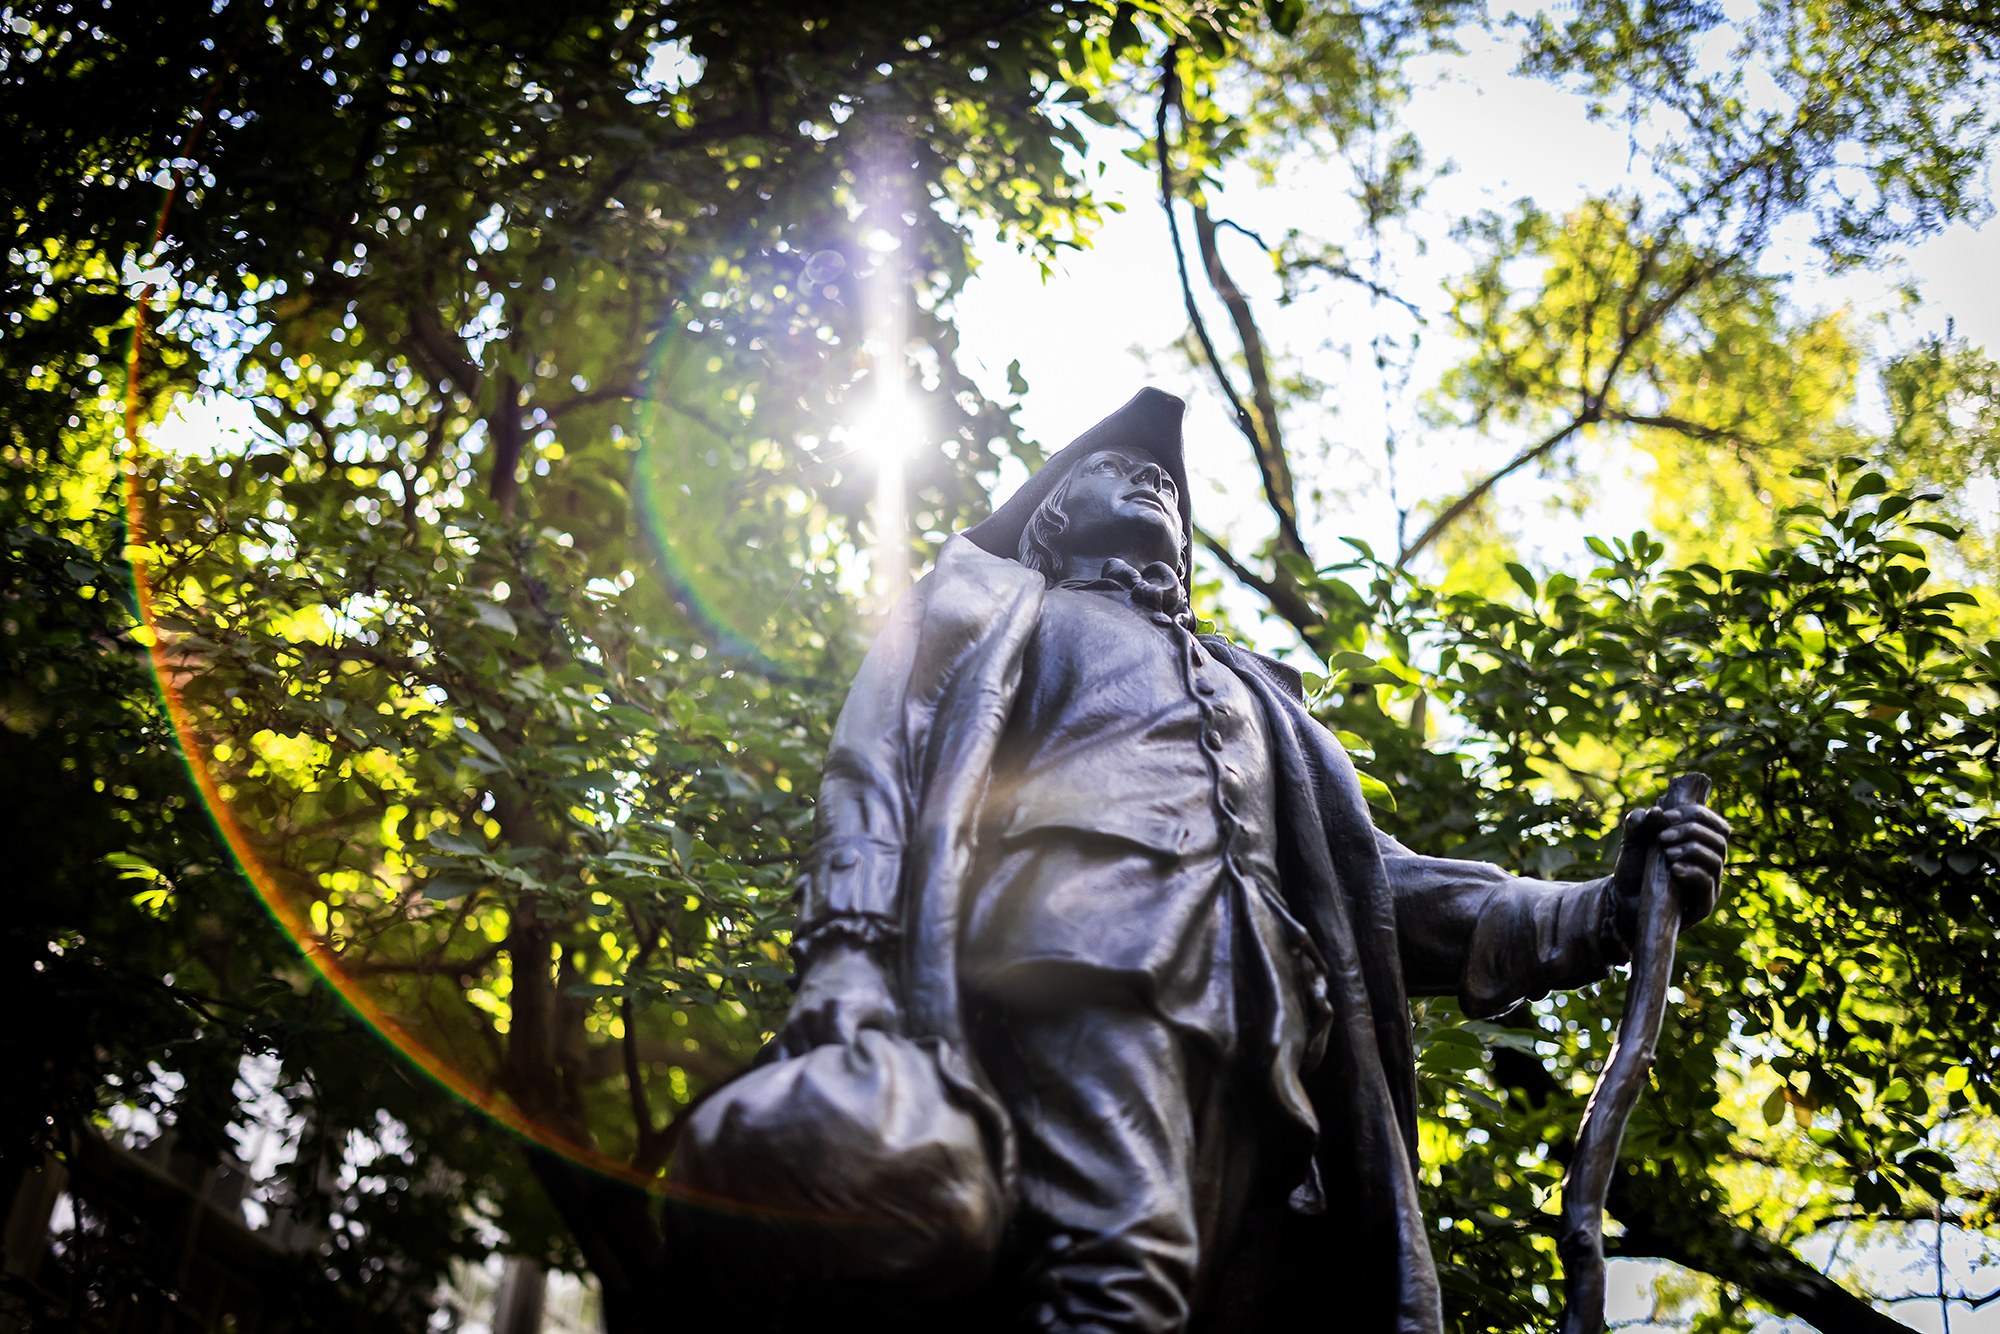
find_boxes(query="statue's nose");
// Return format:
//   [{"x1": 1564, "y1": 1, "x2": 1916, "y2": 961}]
[{"x1": 1133, "y1": 461, "x2": 1168, "y2": 490}]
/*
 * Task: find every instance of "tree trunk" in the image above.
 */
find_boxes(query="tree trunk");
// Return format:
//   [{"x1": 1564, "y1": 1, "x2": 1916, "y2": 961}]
[
  {"x1": 490, "y1": 373, "x2": 525, "y2": 517},
  {"x1": 493, "y1": 1255, "x2": 547, "y2": 1334},
  {"x1": 0, "y1": 1151, "x2": 66, "y2": 1282},
  {"x1": 526, "y1": 1149, "x2": 661, "y2": 1334}
]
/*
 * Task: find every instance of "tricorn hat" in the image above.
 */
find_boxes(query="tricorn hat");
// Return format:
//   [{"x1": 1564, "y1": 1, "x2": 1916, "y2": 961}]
[{"x1": 961, "y1": 388, "x2": 1192, "y2": 579}]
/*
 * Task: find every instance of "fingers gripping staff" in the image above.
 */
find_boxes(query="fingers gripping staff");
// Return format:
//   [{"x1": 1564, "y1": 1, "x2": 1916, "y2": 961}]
[{"x1": 1558, "y1": 773, "x2": 1714, "y2": 1334}]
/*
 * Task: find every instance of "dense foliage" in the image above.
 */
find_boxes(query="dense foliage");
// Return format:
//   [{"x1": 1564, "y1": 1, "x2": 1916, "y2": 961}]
[
  {"x1": 1302, "y1": 468, "x2": 1999, "y2": 1331},
  {"x1": 4, "y1": 1, "x2": 1997, "y2": 1332},
  {"x1": 3, "y1": 0, "x2": 1270, "y2": 1325}
]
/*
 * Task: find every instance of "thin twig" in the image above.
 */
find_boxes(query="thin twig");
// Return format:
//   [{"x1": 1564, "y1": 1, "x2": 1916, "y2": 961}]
[{"x1": 1396, "y1": 416, "x2": 1590, "y2": 569}]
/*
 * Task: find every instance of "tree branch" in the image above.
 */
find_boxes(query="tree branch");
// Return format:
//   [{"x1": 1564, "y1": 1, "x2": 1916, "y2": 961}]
[
  {"x1": 1284, "y1": 251, "x2": 1428, "y2": 323},
  {"x1": 545, "y1": 381, "x2": 638, "y2": 421},
  {"x1": 1601, "y1": 409, "x2": 1741, "y2": 443},
  {"x1": 1491, "y1": 1048, "x2": 1921, "y2": 1334},
  {"x1": 1399, "y1": 217, "x2": 1744, "y2": 571},
  {"x1": 1192, "y1": 203, "x2": 1304, "y2": 558},
  {"x1": 401, "y1": 398, "x2": 449, "y2": 534},
  {"x1": 1610, "y1": 1208, "x2": 1920, "y2": 1334},
  {"x1": 404, "y1": 301, "x2": 483, "y2": 399},
  {"x1": 1155, "y1": 57, "x2": 1307, "y2": 562},
  {"x1": 489, "y1": 372, "x2": 525, "y2": 518},
  {"x1": 1872, "y1": 1286, "x2": 2000, "y2": 1311},
  {"x1": 1194, "y1": 524, "x2": 1321, "y2": 636},
  {"x1": 621, "y1": 925, "x2": 658, "y2": 1167}
]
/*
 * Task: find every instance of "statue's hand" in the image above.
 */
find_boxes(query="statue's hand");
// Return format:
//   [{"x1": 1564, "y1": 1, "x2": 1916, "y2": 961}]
[
  {"x1": 1612, "y1": 803, "x2": 1732, "y2": 940},
  {"x1": 774, "y1": 941, "x2": 902, "y2": 1060}
]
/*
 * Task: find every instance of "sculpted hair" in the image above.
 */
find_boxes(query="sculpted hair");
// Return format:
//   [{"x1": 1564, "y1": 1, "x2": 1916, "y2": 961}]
[
  {"x1": 1015, "y1": 464, "x2": 1189, "y2": 586},
  {"x1": 1016, "y1": 471, "x2": 1076, "y2": 584}
]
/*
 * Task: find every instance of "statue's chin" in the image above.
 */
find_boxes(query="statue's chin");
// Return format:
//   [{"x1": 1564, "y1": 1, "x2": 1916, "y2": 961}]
[{"x1": 1058, "y1": 520, "x2": 1180, "y2": 572}]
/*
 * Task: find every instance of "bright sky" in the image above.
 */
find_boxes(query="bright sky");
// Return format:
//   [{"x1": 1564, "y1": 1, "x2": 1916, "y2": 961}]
[{"x1": 949, "y1": 31, "x2": 2000, "y2": 652}]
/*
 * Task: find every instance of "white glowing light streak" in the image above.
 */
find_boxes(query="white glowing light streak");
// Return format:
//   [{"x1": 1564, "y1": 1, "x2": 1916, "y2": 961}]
[{"x1": 859, "y1": 182, "x2": 916, "y2": 607}]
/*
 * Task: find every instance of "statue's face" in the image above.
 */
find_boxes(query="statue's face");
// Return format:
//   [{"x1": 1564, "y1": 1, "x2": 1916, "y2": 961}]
[{"x1": 1055, "y1": 448, "x2": 1182, "y2": 567}]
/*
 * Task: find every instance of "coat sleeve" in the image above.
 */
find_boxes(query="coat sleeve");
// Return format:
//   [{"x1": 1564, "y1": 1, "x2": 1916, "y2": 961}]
[
  {"x1": 1378, "y1": 829, "x2": 1627, "y2": 1019},
  {"x1": 794, "y1": 583, "x2": 926, "y2": 941},
  {"x1": 793, "y1": 537, "x2": 1047, "y2": 987}
]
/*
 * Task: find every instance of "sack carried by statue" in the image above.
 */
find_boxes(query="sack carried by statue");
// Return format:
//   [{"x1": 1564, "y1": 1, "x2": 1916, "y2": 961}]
[{"x1": 668, "y1": 1029, "x2": 1009, "y2": 1296}]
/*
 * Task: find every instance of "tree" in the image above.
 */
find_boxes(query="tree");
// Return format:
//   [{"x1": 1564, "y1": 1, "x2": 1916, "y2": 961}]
[
  {"x1": 3, "y1": 0, "x2": 1275, "y2": 1323},
  {"x1": 0, "y1": 439, "x2": 564, "y2": 1329},
  {"x1": 8, "y1": 0, "x2": 1998, "y2": 1330},
  {"x1": 1115, "y1": 1, "x2": 2000, "y2": 1329},
  {"x1": 1288, "y1": 465, "x2": 1999, "y2": 1334}
]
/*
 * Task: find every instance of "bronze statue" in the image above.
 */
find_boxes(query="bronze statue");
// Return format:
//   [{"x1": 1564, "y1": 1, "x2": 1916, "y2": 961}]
[{"x1": 671, "y1": 388, "x2": 1731, "y2": 1334}]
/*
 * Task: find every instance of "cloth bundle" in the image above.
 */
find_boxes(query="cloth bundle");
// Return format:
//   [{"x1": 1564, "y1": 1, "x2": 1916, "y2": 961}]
[{"x1": 668, "y1": 1030, "x2": 1010, "y2": 1296}]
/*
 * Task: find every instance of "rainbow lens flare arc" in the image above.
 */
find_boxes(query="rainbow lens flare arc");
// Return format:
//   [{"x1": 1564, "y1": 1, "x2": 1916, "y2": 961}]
[
  {"x1": 118, "y1": 300, "x2": 670, "y2": 1196},
  {"x1": 112, "y1": 149, "x2": 924, "y2": 1204}
]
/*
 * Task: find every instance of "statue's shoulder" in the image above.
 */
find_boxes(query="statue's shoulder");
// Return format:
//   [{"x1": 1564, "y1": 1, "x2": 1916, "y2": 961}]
[
  {"x1": 884, "y1": 535, "x2": 1044, "y2": 657},
  {"x1": 1198, "y1": 634, "x2": 1306, "y2": 704},
  {"x1": 929, "y1": 533, "x2": 1043, "y2": 592}
]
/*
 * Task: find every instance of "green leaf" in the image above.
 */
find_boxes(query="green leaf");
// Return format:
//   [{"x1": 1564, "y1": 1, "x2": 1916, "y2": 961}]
[
  {"x1": 423, "y1": 875, "x2": 482, "y2": 901},
  {"x1": 103, "y1": 851, "x2": 166, "y2": 882},
  {"x1": 472, "y1": 600, "x2": 518, "y2": 636},
  {"x1": 1278, "y1": 552, "x2": 1317, "y2": 582},
  {"x1": 1355, "y1": 769, "x2": 1396, "y2": 811},
  {"x1": 1265, "y1": 0, "x2": 1306, "y2": 37},
  {"x1": 666, "y1": 825, "x2": 694, "y2": 866},
  {"x1": 1901, "y1": 1148, "x2": 1954, "y2": 1174},
  {"x1": 1421, "y1": 1041, "x2": 1484, "y2": 1071},
  {"x1": 1504, "y1": 562, "x2": 1537, "y2": 600},
  {"x1": 456, "y1": 726, "x2": 508, "y2": 770}
]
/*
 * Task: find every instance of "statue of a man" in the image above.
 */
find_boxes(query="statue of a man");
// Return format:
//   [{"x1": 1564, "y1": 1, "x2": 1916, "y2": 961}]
[{"x1": 768, "y1": 389, "x2": 1729, "y2": 1333}]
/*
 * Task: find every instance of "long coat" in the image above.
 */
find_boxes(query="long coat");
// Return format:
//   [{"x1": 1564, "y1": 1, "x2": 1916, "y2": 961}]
[{"x1": 797, "y1": 535, "x2": 1624, "y2": 1334}]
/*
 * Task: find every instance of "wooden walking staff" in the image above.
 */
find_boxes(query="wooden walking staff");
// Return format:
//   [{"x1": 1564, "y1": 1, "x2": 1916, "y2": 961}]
[{"x1": 1557, "y1": 772, "x2": 1714, "y2": 1334}]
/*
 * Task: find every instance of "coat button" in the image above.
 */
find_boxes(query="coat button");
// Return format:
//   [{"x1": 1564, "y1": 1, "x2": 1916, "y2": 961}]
[
  {"x1": 1194, "y1": 678, "x2": 1216, "y2": 696},
  {"x1": 830, "y1": 848, "x2": 859, "y2": 870}
]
